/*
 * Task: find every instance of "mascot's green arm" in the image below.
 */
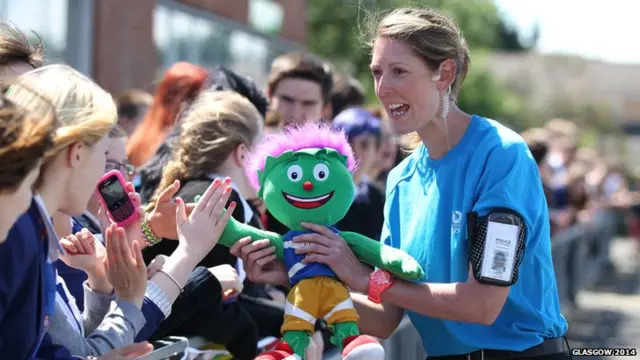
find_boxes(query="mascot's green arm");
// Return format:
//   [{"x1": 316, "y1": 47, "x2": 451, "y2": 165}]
[
  {"x1": 194, "y1": 195, "x2": 284, "y2": 260},
  {"x1": 218, "y1": 217, "x2": 285, "y2": 260},
  {"x1": 340, "y1": 231, "x2": 424, "y2": 281}
]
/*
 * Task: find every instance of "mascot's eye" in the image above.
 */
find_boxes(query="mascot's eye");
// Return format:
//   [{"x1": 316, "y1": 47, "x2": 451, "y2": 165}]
[
  {"x1": 287, "y1": 165, "x2": 303, "y2": 182},
  {"x1": 313, "y1": 163, "x2": 330, "y2": 181}
]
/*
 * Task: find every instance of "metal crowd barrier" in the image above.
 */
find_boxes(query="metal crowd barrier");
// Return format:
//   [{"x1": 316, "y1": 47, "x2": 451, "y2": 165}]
[
  {"x1": 551, "y1": 210, "x2": 616, "y2": 310},
  {"x1": 324, "y1": 210, "x2": 618, "y2": 360}
]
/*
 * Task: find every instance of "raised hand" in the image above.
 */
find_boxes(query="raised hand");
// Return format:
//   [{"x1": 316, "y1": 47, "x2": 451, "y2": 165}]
[
  {"x1": 175, "y1": 177, "x2": 236, "y2": 256},
  {"x1": 104, "y1": 223, "x2": 147, "y2": 308},
  {"x1": 145, "y1": 180, "x2": 196, "y2": 240}
]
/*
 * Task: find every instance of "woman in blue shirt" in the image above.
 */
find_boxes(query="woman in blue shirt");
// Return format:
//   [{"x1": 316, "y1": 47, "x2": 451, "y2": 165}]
[{"x1": 231, "y1": 7, "x2": 571, "y2": 360}]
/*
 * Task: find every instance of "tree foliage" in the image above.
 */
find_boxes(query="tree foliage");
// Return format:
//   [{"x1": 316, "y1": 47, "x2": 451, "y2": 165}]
[{"x1": 306, "y1": 0, "x2": 540, "y2": 131}]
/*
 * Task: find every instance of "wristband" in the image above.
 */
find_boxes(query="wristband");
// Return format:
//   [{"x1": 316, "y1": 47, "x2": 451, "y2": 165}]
[{"x1": 141, "y1": 213, "x2": 162, "y2": 247}]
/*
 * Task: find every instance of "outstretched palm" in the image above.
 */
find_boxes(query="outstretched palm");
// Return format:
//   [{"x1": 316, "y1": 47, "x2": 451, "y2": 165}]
[{"x1": 175, "y1": 177, "x2": 236, "y2": 254}]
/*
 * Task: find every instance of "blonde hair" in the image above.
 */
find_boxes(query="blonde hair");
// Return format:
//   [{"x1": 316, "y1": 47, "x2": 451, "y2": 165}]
[
  {"x1": 151, "y1": 90, "x2": 263, "y2": 204},
  {"x1": 366, "y1": 8, "x2": 471, "y2": 150},
  {"x1": 6, "y1": 64, "x2": 116, "y2": 160}
]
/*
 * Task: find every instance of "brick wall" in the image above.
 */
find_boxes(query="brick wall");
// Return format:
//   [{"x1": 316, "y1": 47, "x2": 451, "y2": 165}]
[
  {"x1": 92, "y1": 0, "x2": 306, "y2": 94},
  {"x1": 271, "y1": 0, "x2": 307, "y2": 44},
  {"x1": 179, "y1": 0, "x2": 249, "y2": 24},
  {"x1": 92, "y1": 0, "x2": 157, "y2": 95}
]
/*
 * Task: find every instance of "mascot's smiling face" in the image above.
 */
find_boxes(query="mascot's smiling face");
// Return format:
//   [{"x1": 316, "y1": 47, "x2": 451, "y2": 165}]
[{"x1": 258, "y1": 148, "x2": 355, "y2": 230}]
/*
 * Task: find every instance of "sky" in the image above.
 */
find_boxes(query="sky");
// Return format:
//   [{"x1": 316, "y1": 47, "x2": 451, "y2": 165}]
[{"x1": 495, "y1": 0, "x2": 640, "y2": 64}]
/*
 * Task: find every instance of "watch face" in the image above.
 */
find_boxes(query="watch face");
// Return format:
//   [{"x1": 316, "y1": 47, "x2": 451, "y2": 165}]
[{"x1": 371, "y1": 270, "x2": 391, "y2": 285}]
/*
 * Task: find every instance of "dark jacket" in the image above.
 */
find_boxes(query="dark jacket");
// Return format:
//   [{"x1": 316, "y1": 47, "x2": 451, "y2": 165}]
[
  {"x1": 336, "y1": 181, "x2": 386, "y2": 241},
  {"x1": 0, "y1": 199, "x2": 71, "y2": 359}
]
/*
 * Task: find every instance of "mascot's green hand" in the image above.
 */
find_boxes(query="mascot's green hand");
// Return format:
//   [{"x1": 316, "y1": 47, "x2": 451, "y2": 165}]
[
  {"x1": 378, "y1": 246, "x2": 425, "y2": 281},
  {"x1": 341, "y1": 231, "x2": 424, "y2": 281}
]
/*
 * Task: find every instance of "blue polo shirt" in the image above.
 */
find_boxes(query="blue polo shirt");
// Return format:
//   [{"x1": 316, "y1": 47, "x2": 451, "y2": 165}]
[{"x1": 382, "y1": 115, "x2": 568, "y2": 356}]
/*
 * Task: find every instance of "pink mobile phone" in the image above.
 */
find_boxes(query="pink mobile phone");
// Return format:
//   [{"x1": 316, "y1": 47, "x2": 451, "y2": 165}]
[{"x1": 96, "y1": 170, "x2": 138, "y2": 227}]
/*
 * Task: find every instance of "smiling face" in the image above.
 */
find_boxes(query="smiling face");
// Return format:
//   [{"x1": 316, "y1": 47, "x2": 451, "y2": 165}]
[
  {"x1": 258, "y1": 148, "x2": 355, "y2": 230},
  {"x1": 370, "y1": 37, "x2": 443, "y2": 135}
]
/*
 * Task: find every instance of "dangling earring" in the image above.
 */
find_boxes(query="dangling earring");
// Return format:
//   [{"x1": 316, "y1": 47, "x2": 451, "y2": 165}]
[
  {"x1": 441, "y1": 85, "x2": 452, "y2": 151},
  {"x1": 440, "y1": 85, "x2": 452, "y2": 122}
]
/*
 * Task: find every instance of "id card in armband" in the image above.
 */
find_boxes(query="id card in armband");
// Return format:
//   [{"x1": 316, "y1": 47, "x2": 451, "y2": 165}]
[{"x1": 469, "y1": 209, "x2": 526, "y2": 287}]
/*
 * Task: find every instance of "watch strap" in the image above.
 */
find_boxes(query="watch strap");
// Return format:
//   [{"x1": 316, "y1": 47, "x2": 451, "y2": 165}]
[{"x1": 368, "y1": 269, "x2": 393, "y2": 304}]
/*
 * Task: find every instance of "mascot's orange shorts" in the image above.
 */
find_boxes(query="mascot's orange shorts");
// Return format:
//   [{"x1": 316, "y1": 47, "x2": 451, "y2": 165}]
[{"x1": 282, "y1": 276, "x2": 359, "y2": 333}]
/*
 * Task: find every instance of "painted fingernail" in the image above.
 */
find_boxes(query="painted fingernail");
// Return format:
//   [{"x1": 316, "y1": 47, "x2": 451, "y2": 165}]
[
  {"x1": 224, "y1": 187, "x2": 232, "y2": 194},
  {"x1": 213, "y1": 179, "x2": 221, "y2": 185},
  {"x1": 224, "y1": 177, "x2": 231, "y2": 183}
]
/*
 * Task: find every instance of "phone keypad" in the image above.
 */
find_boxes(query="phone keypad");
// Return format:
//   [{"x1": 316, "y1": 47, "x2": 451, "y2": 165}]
[{"x1": 112, "y1": 201, "x2": 134, "y2": 222}]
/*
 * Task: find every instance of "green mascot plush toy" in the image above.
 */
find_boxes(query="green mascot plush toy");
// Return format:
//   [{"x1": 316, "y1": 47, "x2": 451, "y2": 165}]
[{"x1": 199, "y1": 123, "x2": 424, "y2": 360}]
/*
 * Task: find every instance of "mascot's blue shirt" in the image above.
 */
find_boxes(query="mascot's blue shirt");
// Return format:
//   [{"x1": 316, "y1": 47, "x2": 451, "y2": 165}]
[{"x1": 283, "y1": 227, "x2": 340, "y2": 286}]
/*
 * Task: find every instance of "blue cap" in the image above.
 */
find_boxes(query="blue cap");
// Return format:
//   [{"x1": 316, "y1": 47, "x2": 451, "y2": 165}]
[{"x1": 332, "y1": 107, "x2": 381, "y2": 139}]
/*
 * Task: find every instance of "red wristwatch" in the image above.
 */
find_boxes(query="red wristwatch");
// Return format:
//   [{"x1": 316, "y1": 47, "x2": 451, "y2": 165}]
[{"x1": 368, "y1": 269, "x2": 393, "y2": 304}]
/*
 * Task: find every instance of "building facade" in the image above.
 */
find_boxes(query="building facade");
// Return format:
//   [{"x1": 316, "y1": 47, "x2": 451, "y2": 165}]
[{"x1": 0, "y1": 0, "x2": 306, "y2": 93}]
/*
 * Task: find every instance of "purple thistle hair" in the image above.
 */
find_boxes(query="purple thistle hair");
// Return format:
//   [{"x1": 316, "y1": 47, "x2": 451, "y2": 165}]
[{"x1": 245, "y1": 122, "x2": 357, "y2": 191}]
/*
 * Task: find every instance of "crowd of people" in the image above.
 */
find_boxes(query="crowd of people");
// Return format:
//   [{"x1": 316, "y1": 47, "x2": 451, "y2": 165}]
[
  {"x1": 521, "y1": 119, "x2": 636, "y2": 237},
  {"x1": 0, "y1": 5, "x2": 634, "y2": 360},
  {"x1": 0, "y1": 18, "x2": 403, "y2": 360}
]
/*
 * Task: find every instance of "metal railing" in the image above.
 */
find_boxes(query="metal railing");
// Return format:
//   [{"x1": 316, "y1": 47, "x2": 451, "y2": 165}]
[{"x1": 323, "y1": 210, "x2": 618, "y2": 360}]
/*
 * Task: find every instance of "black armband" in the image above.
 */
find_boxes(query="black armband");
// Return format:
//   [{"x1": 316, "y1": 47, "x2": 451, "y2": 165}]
[{"x1": 468, "y1": 208, "x2": 526, "y2": 287}]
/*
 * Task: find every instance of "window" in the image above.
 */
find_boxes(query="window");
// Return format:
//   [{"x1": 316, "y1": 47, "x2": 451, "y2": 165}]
[
  {"x1": 154, "y1": 1, "x2": 300, "y2": 87},
  {"x1": 0, "y1": 0, "x2": 93, "y2": 74},
  {"x1": 0, "y1": 0, "x2": 68, "y2": 61}
]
